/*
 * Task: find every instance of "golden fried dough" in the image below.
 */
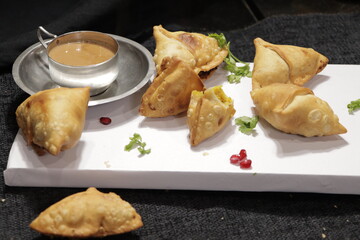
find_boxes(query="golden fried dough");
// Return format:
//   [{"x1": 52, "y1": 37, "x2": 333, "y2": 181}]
[
  {"x1": 187, "y1": 86, "x2": 235, "y2": 145},
  {"x1": 139, "y1": 57, "x2": 204, "y2": 117},
  {"x1": 30, "y1": 187, "x2": 143, "y2": 238},
  {"x1": 252, "y1": 38, "x2": 328, "y2": 89},
  {"x1": 16, "y1": 87, "x2": 90, "y2": 155},
  {"x1": 153, "y1": 25, "x2": 228, "y2": 76},
  {"x1": 140, "y1": 26, "x2": 228, "y2": 119},
  {"x1": 251, "y1": 83, "x2": 347, "y2": 137}
]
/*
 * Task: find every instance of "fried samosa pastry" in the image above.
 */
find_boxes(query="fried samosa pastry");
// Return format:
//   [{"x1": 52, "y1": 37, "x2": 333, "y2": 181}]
[
  {"x1": 252, "y1": 38, "x2": 328, "y2": 89},
  {"x1": 139, "y1": 57, "x2": 204, "y2": 117},
  {"x1": 153, "y1": 25, "x2": 228, "y2": 76},
  {"x1": 250, "y1": 83, "x2": 347, "y2": 137},
  {"x1": 16, "y1": 87, "x2": 90, "y2": 155},
  {"x1": 30, "y1": 187, "x2": 143, "y2": 238},
  {"x1": 187, "y1": 86, "x2": 235, "y2": 146}
]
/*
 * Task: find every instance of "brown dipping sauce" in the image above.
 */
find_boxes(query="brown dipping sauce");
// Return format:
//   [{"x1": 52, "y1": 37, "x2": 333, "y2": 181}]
[{"x1": 49, "y1": 42, "x2": 115, "y2": 66}]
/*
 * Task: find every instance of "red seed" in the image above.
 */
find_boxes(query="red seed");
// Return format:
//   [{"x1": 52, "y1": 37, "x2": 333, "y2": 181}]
[
  {"x1": 230, "y1": 154, "x2": 241, "y2": 164},
  {"x1": 100, "y1": 117, "x2": 112, "y2": 125},
  {"x1": 240, "y1": 159, "x2": 252, "y2": 169},
  {"x1": 239, "y1": 149, "x2": 247, "y2": 160}
]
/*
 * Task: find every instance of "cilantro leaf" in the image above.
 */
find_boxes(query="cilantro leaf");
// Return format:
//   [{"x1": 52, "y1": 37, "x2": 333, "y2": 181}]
[
  {"x1": 208, "y1": 33, "x2": 252, "y2": 84},
  {"x1": 347, "y1": 99, "x2": 360, "y2": 114},
  {"x1": 124, "y1": 133, "x2": 151, "y2": 155},
  {"x1": 208, "y1": 33, "x2": 227, "y2": 48},
  {"x1": 235, "y1": 116, "x2": 259, "y2": 134},
  {"x1": 227, "y1": 74, "x2": 243, "y2": 84}
]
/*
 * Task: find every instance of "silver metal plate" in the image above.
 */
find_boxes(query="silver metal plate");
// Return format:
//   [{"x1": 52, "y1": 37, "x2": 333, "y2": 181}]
[{"x1": 12, "y1": 34, "x2": 155, "y2": 106}]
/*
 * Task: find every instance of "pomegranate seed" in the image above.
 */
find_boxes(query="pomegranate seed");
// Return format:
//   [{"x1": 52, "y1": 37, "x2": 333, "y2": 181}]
[
  {"x1": 229, "y1": 149, "x2": 253, "y2": 169},
  {"x1": 240, "y1": 159, "x2": 252, "y2": 169},
  {"x1": 230, "y1": 154, "x2": 241, "y2": 164},
  {"x1": 100, "y1": 117, "x2": 112, "y2": 125},
  {"x1": 239, "y1": 149, "x2": 247, "y2": 160}
]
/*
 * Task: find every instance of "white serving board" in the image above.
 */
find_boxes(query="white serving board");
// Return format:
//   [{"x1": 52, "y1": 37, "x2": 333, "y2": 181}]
[{"x1": 4, "y1": 64, "x2": 360, "y2": 194}]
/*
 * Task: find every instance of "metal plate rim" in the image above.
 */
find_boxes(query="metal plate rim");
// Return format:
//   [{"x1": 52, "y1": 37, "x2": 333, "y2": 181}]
[{"x1": 12, "y1": 34, "x2": 155, "y2": 107}]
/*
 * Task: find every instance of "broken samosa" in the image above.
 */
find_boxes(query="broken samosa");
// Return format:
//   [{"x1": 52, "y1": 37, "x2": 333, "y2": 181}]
[{"x1": 187, "y1": 86, "x2": 235, "y2": 146}]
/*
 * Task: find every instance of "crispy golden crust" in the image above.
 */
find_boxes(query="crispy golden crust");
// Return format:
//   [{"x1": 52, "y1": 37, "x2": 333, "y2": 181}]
[
  {"x1": 252, "y1": 38, "x2": 328, "y2": 89},
  {"x1": 250, "y1": 83, "x2": 347, "y2": 137},
  {"x1": 153, "y1": 25, "x2": 228, "y2": 75},
  {"x1": 187, "y1": 86, "x2": 235, "y2": 145},
  {"x1": 29, "y1": 187, "x2": 143, "y2": 238},
  {"x1": 15, "y1": 87, "x2": 90, "y2": 155},
  {"x1": 139, "y1": 57, "x2": 204, "y2": 117},
  {"x1": 140, "y1": 26, "x2": 228, "y2": 119},
  {"x1": 250, "y1": 38, "x2": 346, "y2": 137}
]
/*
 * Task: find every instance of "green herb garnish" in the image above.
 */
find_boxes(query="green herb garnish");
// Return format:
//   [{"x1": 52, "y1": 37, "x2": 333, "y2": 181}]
[
  {"x1": 124, "y1": 133, "x2": 151, "y2": 155},
  {"x1": 208, "y1": 33, "x2": 227, "y2": 48},
  {"x1": 235, "y1": 116, "x2": 259, "y2": 134},
  {"x1": 347, "y1": 99, "x2": 360, "y2": 114},
  {"x1": 208, "y1": 33, "x2": 252, "y2": 84}
]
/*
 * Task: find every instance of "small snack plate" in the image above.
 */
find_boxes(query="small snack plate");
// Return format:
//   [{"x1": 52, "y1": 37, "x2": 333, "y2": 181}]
[
  {"x1": 12, "y1": 34, "x2": 155, "y2": 106},
  {"x1": 5, "y1": 64, "x2": 360, "y2": 194}
]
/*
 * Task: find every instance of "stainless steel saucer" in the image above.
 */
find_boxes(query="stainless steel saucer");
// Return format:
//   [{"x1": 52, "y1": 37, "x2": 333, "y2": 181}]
[{"x1": 12, "y1": 34, "x2": 155, "y2": 106}]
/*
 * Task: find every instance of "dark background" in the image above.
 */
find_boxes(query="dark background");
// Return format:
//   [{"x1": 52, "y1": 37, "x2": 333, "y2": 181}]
[
  {"x1": 1, "y1": 1, "x2": 360, "y2": 239},
  {"x1": 1, "y1": 0, "x2": 360, "y2": 72}
]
